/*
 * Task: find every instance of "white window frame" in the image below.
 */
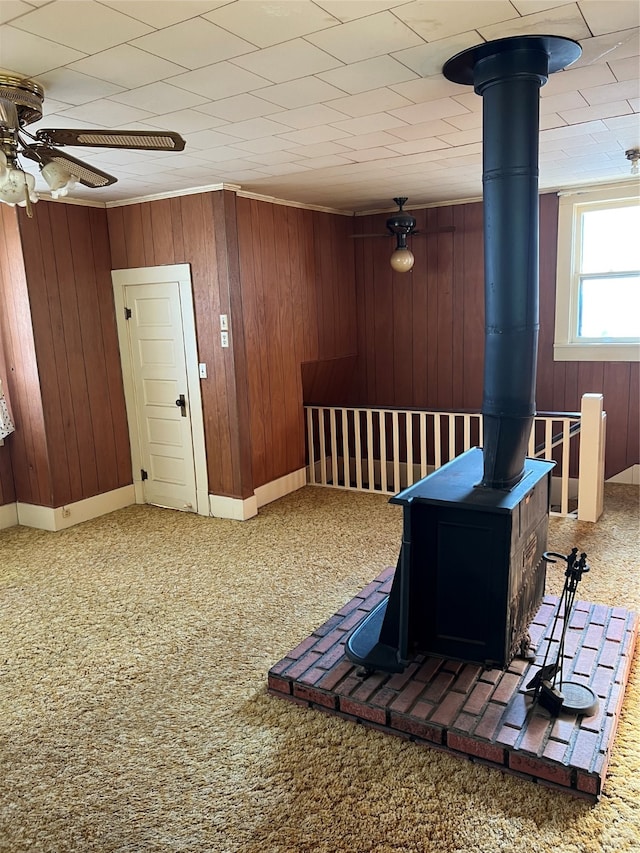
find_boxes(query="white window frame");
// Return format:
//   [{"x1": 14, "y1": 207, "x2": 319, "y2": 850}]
[{"x1": 554, "y1": 182, "x2": 640, "y2": 362}]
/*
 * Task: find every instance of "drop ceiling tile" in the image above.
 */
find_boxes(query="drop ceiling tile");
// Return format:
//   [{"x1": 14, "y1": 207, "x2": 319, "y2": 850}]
[
  {"x1": 451, "y1": 92, "x2": 482, "y2": 112},
  {"x1": 388, "y1": 137, "x2": 452, "y2": 155},
  {"x1": 578, "y1": 0, "x2": 640, "y2": 37},
  {"x1": 540, "y1": 91, "x2": 588, "y2": 113},
  {"x1": 391, "y1": 31, "x2": 484, "y2": 79},
  {"x1": 269, "y1": 104, "x2": 351, "y2": 129},
  {"x1": 130, "y1": 18, "x2": 256, "y2": 70},
  {"x1": 338, "y1": 130, "x2": 409, "y2": 150},
  {"x1": 544, "y1": 63, "x2": 617, "y2": 96},
  {"x1": 193, "y1": 93, "x2": 280, "y2": 121},
  {"x1": 292, "y1": 154, "x2": 354, "y2": 169},
  {"x1": 436, "y1": 127, "x2": 483, "y2": 147},
  {"x1": 230, "y1": 38, "x2": 342, "y2": 83},
  {"x1": 329, "y1": 88, "x2": 413, "y2": 117},
  {"x1": 580, "y1": 79, "x2": 639, "y2": 105},
  {"x1": 510, "y1": 1, "x2": 575, "y2": 13},
  {"x1": 306, "y1": 11, "x2": 423, "y2": 64},
  {"x1": 540, "y1": 112, "x2": 568, "y2": 130},
  {"x1": 204, "y1": 0, "x2": 339, "y2": 48},
  {"x1": 139, "y1": 109, "x2": 227, "y2": 133},
  {"x1": 389, "y1": 97, "x2": 470, "y2": 124},
  {"x1": 572, "y1": 29, "x2": 640, "y2": 69},
  {"x1": 390, "y1": 75, "x2": 468, "y2": 104},
  {"x1": 10, "y1": 1, "x2": 152, "y2": 52},
  {"x1": 183, "y1": 127, "x2": 246, "y2": 149},
  {"x1": 331, "y1": 113, "x2": 407, "y2": 135},
  {"x1": 609, "y1": 56, "x2": 640, "y2": 82},
  {"x1": 256, "y1": 77, "x2": 347, "y2": 109},
  {"x1": 248, "y1": 150, "x2": 300, "y2": 165},
  {"x1": 394, "y1": 0, "x2": 516, "y2": 41},
  {"x1": 170, "y1": 63, "x2": 271, "y2": 100},
  {"x1": 0, "y1": 25, "x2": 86, "y2": 76},
  {"x1": 252, "y1": 162, "x2": 312, "y2": 177},
  {"x1": 318, "y1": 56, "x2": 417, "y2": 95},
  {"x1": 0, "y1": 1, "x2": 34, "y2": 25},
  {"x1": 58, "y1": 99, "x2": 155, "y2": 127},
  {"x1": 278, "y1": 125, "x2": 353, "y2": 146},
  {"x1": 603, "y1": 113, "x2": 640, "y2": 131},
  {"x1": 282, "y1": 141, "x2": 352, "y2": 157},
  {"x1": 234, "y1": 136, "x2": 297, "y2": 153},
  {"x1": 108, "y1": 82, "x2": 209, "y2": 113},
  {"x1": 194, "y1": 146, "x2": 259, "y2": 162},
  {"x1": 440, "y1": 111, "x2": 482, "y2": 131},
  {"x1": 387, "y1": 118, "x2": 461, "y2": 140},
  {"x1": 222, "y1": 117, "x2": 294, "y2": 139},
  {"x1": 558, "y1": 100, "x2": 633, "y2": 123},
  {"x1": 348, "y1": 146, "x2": 402, "y2": 162},
  {"x1": 313, "y1": 1, "x2": 413, "y2": 23},
  {"x1": 541, "y1": 119, "x2": 608, "y2": 140},
  {"x1": 99, "y1": 1, "x2": 231, "y2": 28},
  {"x1": 478, "y1": 3, "x2": 591, "y2": 41},
  {"x1": 67, "y1": 45, "x2": 187, "y2": 89},
  {"x1": 36, "y1": 68, "x2": 125, "y2": 105}
]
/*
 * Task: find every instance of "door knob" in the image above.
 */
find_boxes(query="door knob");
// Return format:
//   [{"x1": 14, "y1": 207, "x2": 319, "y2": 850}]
[{"x1": 175, "y1": 394, "x2": 186, "y2": 417}]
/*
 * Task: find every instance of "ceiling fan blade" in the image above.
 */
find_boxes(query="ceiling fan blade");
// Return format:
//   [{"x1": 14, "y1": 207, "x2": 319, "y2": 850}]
[
  {"x1": 350, "y1": 233, "x2": 394, "y2": 239},
  {"x1": 35, "y1": 127, "x2": 185, "y2": 152},
  {"x1": 22, "y1": 144, "x2": 117, "y2": 188}
]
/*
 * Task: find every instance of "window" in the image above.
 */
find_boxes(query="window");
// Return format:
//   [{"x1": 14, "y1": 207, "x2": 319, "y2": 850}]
[{"x1": 554, "y1": 183, "x2": 640, "y2": 361}]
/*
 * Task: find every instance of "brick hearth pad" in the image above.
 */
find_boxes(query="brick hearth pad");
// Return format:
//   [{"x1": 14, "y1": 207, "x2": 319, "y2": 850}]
[{"x1": 268, "y1": 567, "x2": 638, "y2": 801}]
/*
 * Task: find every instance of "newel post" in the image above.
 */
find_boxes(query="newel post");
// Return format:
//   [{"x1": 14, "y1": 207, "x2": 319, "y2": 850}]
[{"x1": 577, "y1": 393, "x2": 606, "y2": 522}]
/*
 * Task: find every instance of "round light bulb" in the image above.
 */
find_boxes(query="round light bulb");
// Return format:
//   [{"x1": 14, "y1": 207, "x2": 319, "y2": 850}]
[{"x1": 390, "y1": 247, "x2": 415, "y2": 273}]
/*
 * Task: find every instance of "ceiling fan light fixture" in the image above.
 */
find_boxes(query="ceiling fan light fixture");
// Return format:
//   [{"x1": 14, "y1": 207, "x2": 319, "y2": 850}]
[
  {"x1": 41, "y1": 160, "x2": 78, "y2": 198},
  {"x1": 390, "y1": 246, "x2": 415, "y2": 273},
  {"x1": 0, "y1": 163, "x2": 37, "y2": 214}
]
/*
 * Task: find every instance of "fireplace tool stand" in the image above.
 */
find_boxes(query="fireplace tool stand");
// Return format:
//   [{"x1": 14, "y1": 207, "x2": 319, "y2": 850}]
[{"x1": 527, "y1": 548, "x2": 599, "y2": 716}]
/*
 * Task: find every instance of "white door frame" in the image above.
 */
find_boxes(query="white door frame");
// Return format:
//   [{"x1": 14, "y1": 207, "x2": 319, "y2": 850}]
[{"x1": 112, "y1": 264, "x2": 209, "y2": 516}]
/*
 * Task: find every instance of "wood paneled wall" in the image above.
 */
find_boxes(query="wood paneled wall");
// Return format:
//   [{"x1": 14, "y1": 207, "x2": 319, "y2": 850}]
[
  {"x1": 348, "y1": 193, "x2": 638, "y2": 479},
  {"x1": 236, "y1": 199, "x2": 356, "y2": 487},
  {"x1": 0, "y1": 206, "x2": 51, "y2": 506},
  {"x1": 4, "y1": 202, "x2": 131, "y2": 507},
  {"x1": 107, "y1": 192, "x2": 356, "y2": 494},
  {"x1": 108, "y1": 191, "x2": 252, "y2": 498}
]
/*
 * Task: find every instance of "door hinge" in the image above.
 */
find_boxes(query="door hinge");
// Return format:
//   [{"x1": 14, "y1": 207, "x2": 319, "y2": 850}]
[
  {"x1": 141, "y1": 468, "x2": 148, "y2": 481},
  {"x1": 124, "y1": 307, "x2": 132, "y2": 320}
]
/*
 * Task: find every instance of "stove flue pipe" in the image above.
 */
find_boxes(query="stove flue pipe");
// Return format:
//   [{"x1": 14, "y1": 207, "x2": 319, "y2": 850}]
[{"x1": 444, "y1": 36, "x2": 581, "y2": 489}]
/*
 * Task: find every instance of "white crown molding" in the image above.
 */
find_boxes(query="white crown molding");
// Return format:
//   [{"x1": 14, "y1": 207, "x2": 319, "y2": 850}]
[
  {"x1": 104, "y1": 182, "x2": 236, "y2": 208},
  {"x1": 235, "y1": 190, "x2": 352, "y2": 216}
]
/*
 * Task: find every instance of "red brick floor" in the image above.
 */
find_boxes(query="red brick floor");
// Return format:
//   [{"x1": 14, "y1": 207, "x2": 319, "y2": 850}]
[{"x1": 268, "y1": 567, "x2": 638, "y2": 801}]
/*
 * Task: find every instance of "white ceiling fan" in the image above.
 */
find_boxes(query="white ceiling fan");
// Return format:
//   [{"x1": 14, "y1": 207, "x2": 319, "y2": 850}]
[{"x1": 0, "y1": 74, "x2": 185, "y2": 216}]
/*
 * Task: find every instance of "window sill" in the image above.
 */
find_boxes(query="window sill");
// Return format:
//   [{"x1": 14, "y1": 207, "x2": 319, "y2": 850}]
[{"x1": 553, "y1": 342, "x2": 640, "y2": 362}]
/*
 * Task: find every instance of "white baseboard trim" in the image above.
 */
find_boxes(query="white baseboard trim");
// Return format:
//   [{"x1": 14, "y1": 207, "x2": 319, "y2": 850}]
[
  {"x1": 16, "y1": 485, "x2": 136, "y2": 531},
  {"x1": 0, "y1": 502, "x2": 18, "y2": 530},
  {"x1": 607, "y1": 464, "x2": 639, "y2": 485},
  {"x1": 254, "y1": 468, "x2": 306, "y2": 508},
  {"x1": 209, "y1": 493, "x2": 258, "y2": 521}
]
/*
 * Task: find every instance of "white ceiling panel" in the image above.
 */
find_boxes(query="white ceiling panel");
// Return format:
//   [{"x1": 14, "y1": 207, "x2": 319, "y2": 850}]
[
  {"x1": 10, "y1": 1, "x2": 153, "y2": 52},
  {"x1": 318, "y1": 56, "x2": 418, "y2": 95},
  {"x1": 229, "y1": 38, "x2": 342, "y2": 83},
  {"x1": 305, "y1": 11, "x2": 424, "y2": 63},
  {"x1": 130, "y1": 18, "x2": 256, "y2": 70},
  {"x1": 203, "y1": 0, "x2": 340, "y2": 48},
  {"x1": 1, "y1": 0, "x2": 636, "y2": 212},
  {"x1": 67, "y1": 45, "x2": 187, "y2": 89}
]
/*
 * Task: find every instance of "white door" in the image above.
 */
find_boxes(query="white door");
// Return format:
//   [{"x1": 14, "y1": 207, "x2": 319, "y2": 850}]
[{"x1": 112, "y1": 265, "x2": 208, "y2": 516}]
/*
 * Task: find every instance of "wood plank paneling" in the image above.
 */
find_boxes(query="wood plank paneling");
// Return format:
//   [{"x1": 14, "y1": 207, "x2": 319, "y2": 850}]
[
  {"x1": 236, "y1": 198, "x2": 357, "y2": 488},
  {"x1": 351, "y1": 193, "x2": 638, "y2": 477},
  {"x1": 12, "y1": 202, "x2": 131, "y2": 507},
  {"x1": 0, "y1": 206, "x2": 51, "y2": 505}
]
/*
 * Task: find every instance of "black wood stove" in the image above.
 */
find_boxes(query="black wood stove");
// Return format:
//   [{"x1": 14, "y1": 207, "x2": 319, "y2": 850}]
[{"x1": 346, "y1": 35, "x2": 582, "y2": 673}]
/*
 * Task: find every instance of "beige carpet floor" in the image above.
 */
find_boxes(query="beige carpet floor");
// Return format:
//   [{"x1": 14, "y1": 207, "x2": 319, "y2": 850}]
[{"x1": 0, "y1": 484, "x2": 638, "y2": 853}]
